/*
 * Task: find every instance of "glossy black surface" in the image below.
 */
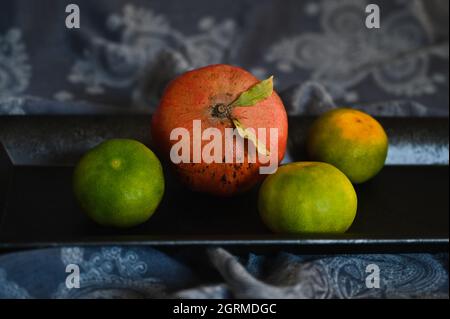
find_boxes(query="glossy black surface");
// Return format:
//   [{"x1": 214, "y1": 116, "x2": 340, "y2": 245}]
[
  {"x1": 0, "y1": 116, "x2": 448, "y2": 251},
  {"x1": 0, "y1": 162, "x2": 448, "y2": 250}
]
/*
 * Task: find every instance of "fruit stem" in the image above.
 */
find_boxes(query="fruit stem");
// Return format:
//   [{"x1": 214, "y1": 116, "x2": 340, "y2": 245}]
[{"x1": 211, "y1": 103, "x2": 231, "y2": 119}]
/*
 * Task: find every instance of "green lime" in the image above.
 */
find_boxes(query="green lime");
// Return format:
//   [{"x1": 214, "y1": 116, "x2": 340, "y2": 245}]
[
  {"x1": 73, "y1": 139, "x2": 165, "y2": 228},
  {"x1": 258, "y1": 162, "x2": 357, "y2": 234},
  {"x1": 306, "y1": 108, "x2": 388, "y2": 184}
]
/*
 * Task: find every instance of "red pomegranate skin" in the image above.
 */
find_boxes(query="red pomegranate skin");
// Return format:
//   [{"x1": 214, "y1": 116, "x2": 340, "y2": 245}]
[{"x1": 151, "y1": 64, "x2": 288, "y2": 196}]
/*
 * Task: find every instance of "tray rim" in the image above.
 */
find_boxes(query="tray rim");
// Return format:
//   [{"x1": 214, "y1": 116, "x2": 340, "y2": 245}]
[{"x1": 0, "y1": 237, "x2": 448, "y2": 253}]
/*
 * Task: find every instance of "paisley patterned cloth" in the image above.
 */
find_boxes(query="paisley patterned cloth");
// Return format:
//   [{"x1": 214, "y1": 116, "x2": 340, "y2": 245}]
[
  {"x1": 0, "y1": 0, "x2": 448, "y2": 299},
  {"x1": 0, "y1": 0, "x2": 448, "y2": 115},
  {"x1": 0, "y1": 247, "x2": 448, "y2": 299}
]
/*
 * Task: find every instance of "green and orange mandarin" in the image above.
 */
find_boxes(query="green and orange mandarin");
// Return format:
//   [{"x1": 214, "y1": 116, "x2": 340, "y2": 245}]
[
  {"x1": 73, "y1": 139, "x2": 165, "y2": 228},
  {"x1": 258, "y1": 162, "x2": 357, "y2": 234},
  {"x1": 306, "y1": 108, "x2": 388, "y2": 184}
]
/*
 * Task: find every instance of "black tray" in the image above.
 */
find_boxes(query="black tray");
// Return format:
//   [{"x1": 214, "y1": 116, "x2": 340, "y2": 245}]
[{"x1": 0, "y1": 115, "x2": 448, "y2": 252}]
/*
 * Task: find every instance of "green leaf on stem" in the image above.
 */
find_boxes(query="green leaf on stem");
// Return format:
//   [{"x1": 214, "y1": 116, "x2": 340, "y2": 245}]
[
  {"x1": 232, "y1": 118, "x2": 270, "y2": 156},
  {"x1": 231, "y1": 76, "x2": 273, "y2": 107}
]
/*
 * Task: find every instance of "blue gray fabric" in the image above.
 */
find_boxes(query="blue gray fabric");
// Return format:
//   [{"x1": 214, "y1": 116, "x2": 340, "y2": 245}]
[
  {"x1": 0, "y1": 0, "x2": 449, "y2": 299},
  {"x1": 0, "y1": 0, "x2": 449, "y2": 115},
  {"x1": 0, "y1": 247, "x2": 448, "y2": 299}
]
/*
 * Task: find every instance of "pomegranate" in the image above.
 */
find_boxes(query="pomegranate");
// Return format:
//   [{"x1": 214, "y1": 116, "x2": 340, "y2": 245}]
[{"x1": 151, "y1": 64, "x2": 288, "y2": 196}]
